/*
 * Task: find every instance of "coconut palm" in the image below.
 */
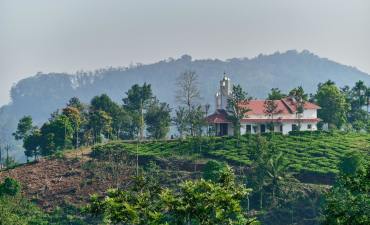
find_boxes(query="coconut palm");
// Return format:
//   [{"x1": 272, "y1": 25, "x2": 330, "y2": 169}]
[{"x1": 265, "y1": 151, "x2": 293, "y2": 207}]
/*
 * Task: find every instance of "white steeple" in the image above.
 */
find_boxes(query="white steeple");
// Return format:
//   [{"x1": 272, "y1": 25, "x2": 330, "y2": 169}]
[{"x1": 216, "y1": 73, "x2": 232, "y2": 110}]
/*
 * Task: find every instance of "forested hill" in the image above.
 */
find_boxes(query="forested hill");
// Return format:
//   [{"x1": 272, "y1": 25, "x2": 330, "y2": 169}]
[{"x1": 1, "y1": 50, "x2": 370, "y2": 156}]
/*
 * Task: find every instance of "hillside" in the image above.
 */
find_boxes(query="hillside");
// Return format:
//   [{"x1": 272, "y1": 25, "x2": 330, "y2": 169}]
[
  {"x1": 1, "y1": 50, "x2": 370, "y2": 161},
  {"x1": 1, "y1": 132, "x2": 368, "y2": 224}
]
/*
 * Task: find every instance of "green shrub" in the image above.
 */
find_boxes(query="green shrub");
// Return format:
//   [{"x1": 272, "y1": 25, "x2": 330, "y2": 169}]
[
  {"x1": 0, "y1": 177, "x2": 21, "y2": 196},
  {"x1": 202, "y1": 160, "x2": 228, "y2": 182}
]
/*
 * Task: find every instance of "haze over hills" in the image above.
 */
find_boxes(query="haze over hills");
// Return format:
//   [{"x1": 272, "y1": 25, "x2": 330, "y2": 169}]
[{"x1": 1, "y1": 49, "x2": 369, "y2": 161}]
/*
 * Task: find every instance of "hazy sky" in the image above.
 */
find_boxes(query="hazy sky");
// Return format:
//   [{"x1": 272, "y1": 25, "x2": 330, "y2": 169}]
[{"x1": 0, "y1": 0, "x2": 369, "y2": 105}]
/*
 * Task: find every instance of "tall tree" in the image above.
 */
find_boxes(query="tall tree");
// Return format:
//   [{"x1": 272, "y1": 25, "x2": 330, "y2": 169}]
[
  {"x1": 123, "y1": 83, "x2": 154, "y2": 139},
  {"x1": 13, "y1": 116, "x2": 35, "y2": 141},
  {"x1": 111, "y1": 106, "x2": 131, "y2": 140},
  {"x1": 88, "y1": 110, "x2": 112, "y2": 143},
  {"x1": 67, "y1": 97, "x2": 85, "y2": 112},
  {"x1": 23, "y1": 130, "x2": 41, "y2": 161},
  {"x1": 175, "y1": 70, "x2": 201, "y2": 111},
  {"x1": 265, "y1": 152, "x2": 293, "y2": 206},
  {"x1": 91, "y1": 94, "x2": 131, "y2": 139},
  {"x1": 351, "y1": 80, "x2": 367, "y2": 110},
  {"x1": 188, "y1": 105, "x2": 206, "y2": 137},
  {"x1": 175, "y1": 71, "x2": 201, "y2": 136},
  {"x1": 39, "y1": 114, "x2": 74, "y2": 155},
  {"x1": 62, "y1": 106, "x2": 82, "y2": 148},
  {"x1": 91, "y1": 94, "x2": 116, "y2": 113},
  {"x1": 289, "y1": 86, "x2": 308, "y2": 130},
  {"x1": 13, "y1": 116, "x2": 39, "y2": 161},
  {"x1": 315, "y1": 81, "x2": 349, "y2": 129},
  {"x1": 264, "y1": 99, "x2": 282, "y2": 132},
  {"x1": 145, "y1": 100, "x2": 171, "y2": 139},
  {"x1": 173, "y1": 106, "x2": 189, "y2": 139},
  {"x1": 227, "y1": 84, "x2": 251, "y2": 137},
  {"x1": 347, "y1": 81, "x2": 368, "y2": 131}
]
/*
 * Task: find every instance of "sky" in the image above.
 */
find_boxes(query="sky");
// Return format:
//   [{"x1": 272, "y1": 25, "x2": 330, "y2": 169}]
[{"x1": 0, "y1": 0, "x2": 369, "y2": 106}]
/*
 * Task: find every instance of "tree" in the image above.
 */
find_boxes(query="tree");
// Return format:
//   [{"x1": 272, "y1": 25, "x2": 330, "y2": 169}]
[
  {"x1": 13, "y1": 116, "x2": 35, "y2": 141},
  {"x1": 91, "y1": 94, "x2": 116, "y2": 113},
  {"x1": 289, "y1": 86, "x2": 308, "y2": 130},
  {"x1": 249, "y1": 135, "x2": 270, "y2": 210},
  {"x1": 13, "y1": 116, "x2": 41, "y2": 161},
  {"x1": 39, "y1": 114, "x2": 74, "y2": 155},
  {"x1": 123, "y1": 83, "x2": 154, "y2": 139},
  {"x1": 23, "y1": 129, "x2": 41, "y2": 161},
  {"x1": 67, "y1": 97, "x2": 85, "y2": 112},
  {"x1": 346, "y1": 81, "x2": 368, "y2": 131},
  {"x1": 175, "y1": 71, "x2": 201, "y2": 136},
  {"x1": 188, "y1": 105, "x2": 206, "y2": 137},
  {"x1": 162, "y1": 166, "x2": 258, "y2": 225},
  {"x1": 227, "y1": 84, "x2": 251, "y2": 137},
  {"x1": 175, "y1": 70, "x2": 201, "y2": 111},
  {"x1": 351, "y1": 80, "x2": 367, "y2": 111},
  {"x1": 315, "y1": 81, "x2": 349, "y2": 129},
  {"x1": 91, "y1": 94, "x2": 131, "y2": 140},
  {"x1": 268, "y1": 88, "x2": 286, "y2": 100},
  {"x1": 111, "y1": 106, "x2": 131, "y2": 140},
  {"x1": 173, "y1": 106, "x2": 189, "y2": 139},
  {"x1": 264, "y1": 99, "x2": 282, "y2": 132},
  {"x1": 88, "y1": 110, "x2": 112, "y2": 143},
  {"x1": 145, "y1": 100, "x2": 171, "y2": 139},
  {"x1": 323, "y1": 152, "x2": 369, "y2": 225},
  {"x1": 62, "y1": 106, "x2": 82, "y2": 148},
  {"x1": 265, "y1": 152, "x2": 292, "y2": 206}
]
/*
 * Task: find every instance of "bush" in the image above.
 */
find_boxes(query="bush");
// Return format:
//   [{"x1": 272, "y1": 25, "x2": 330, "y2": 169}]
[
  {"x1": 50, "y1": 150, "x2": 66, "y2": 160},
  {"x1": 202, "y1": 160, "x2": 228, "y2": 182},
  {"x1": 0, "y1": 177, "x2": 21, "y2": 196}
]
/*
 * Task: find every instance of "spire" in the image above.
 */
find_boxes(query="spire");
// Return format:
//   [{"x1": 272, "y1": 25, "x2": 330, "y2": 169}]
[{"x1": 223, "y1": 72, "x2": 230, "y2": 81}]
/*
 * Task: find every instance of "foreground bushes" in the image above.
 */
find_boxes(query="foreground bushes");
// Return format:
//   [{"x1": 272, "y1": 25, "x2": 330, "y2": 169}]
[{"x1": 85, "y1": 165, "x2": 259, "y2": 225}]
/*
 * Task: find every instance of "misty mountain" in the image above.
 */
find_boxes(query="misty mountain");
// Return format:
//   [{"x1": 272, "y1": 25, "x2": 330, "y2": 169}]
[{"x1": 1, "y1": 50, "x2": 369, "y2": 161}]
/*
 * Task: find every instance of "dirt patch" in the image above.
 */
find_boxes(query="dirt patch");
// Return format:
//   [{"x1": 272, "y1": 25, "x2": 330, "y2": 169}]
[{"x1": 0, "y1": 155, "x2": 131, "y2": 211}]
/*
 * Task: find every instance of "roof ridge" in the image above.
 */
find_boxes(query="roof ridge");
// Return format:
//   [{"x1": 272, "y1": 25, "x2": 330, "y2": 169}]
[{"x1": 281, "y1": 98, "x2": 294, "y2": 114}]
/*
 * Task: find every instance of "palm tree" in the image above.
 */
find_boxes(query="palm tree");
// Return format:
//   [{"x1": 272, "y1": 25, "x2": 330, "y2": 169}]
[{"x1": 265, "y1": 151, "x2": 292, "y2": 207}]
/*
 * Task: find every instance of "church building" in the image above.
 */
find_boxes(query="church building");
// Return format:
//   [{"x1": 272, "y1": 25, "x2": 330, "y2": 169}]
[{"x1": 206, "y1": 76, "x2": 321, "y2": 135}]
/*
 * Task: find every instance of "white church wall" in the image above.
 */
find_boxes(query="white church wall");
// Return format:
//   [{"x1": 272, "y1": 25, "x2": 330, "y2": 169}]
[{"x1": 302, "y1": 109, "x2": 317, "y2": 118}]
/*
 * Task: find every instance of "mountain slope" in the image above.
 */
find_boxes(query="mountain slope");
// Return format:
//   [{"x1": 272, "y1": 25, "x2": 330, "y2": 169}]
[{"x1": 1, "y1": 50, "x2": 369, "y2": 161}]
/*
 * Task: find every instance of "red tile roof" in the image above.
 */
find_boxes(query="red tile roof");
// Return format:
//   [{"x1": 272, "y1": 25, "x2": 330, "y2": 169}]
[
  {"x1": 205, "y1": 109, "x2": 231, "y2": 124},
  {"x1": 241, "y1": 118, "x2": 321, "y2": 123},
  {"x1": 239, "y1": 98, "x2": 320, "y2": 116},
  {"x1": 205, "y1": 97, "x2": 321, "y2": 124}
]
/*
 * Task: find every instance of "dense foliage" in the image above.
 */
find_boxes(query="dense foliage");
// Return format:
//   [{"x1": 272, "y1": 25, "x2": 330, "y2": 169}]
[
  {"x1": 86, "y1": 165, "x2": 259, "y2": 225},
  {"x1": 13, "y1": 84, "x2": 172, "y2": 160},
  {"x1": 323, "y1": 153, "x2": 370, "y2": 225}
]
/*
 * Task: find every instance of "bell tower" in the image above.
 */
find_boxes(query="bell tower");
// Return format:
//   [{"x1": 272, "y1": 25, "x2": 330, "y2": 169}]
[{"x1": 218, "y1": 73, "x2": 232, "y2": 109}]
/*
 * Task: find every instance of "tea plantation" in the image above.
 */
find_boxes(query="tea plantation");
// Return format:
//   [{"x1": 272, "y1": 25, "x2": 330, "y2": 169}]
[{"x1": 92, "y1": 131, "x2": 370, "y2": 176}]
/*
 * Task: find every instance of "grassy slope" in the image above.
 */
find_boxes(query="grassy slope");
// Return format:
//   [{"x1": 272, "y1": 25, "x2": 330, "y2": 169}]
[{"x1": 93, "y1": 132, "x2": 370, "y2": 177}]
